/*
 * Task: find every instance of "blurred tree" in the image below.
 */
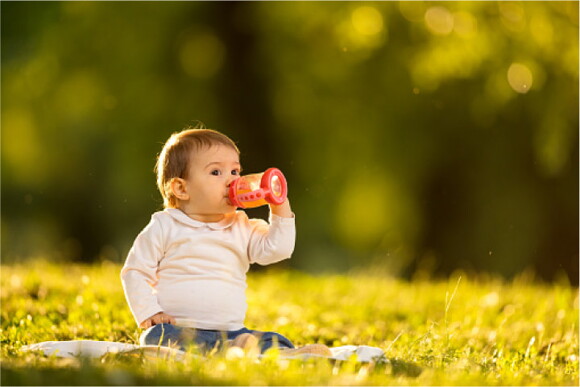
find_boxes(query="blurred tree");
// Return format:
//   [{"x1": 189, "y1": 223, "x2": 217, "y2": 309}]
[{"x1": 1, "y1": 1, "x2": 578, "y2": 283}]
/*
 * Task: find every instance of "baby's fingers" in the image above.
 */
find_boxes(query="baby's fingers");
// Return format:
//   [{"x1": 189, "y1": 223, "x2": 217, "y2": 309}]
[
  {"x1": 158, "y1": 314, "x2": 175, "y2": 325},
  {"x1": 153, "y1": 313, "x2": 173, "y2": 325}
]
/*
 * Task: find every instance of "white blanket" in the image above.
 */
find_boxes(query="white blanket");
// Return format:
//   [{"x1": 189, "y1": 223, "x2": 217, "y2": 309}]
[{"x1": 21, "y1": 340, "x2": 385, "y2": 363}]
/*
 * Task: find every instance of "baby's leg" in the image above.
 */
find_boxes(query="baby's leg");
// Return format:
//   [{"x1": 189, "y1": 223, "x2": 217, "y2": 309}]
[
  {"x1": 140, "y1": 323, "x2": 188, "y2": 349},
  {"x1": 277, "y1": 344, "x2": 332, "y2": 357},
  {"x1": 228, "y1": 333, "x2": 261, "y2": 356},
  {"x1": 252, "y1": 330, "x2": 295, "y2": 353},
  {"x1": 249, "y1": 329, "x2": 332, "y2": 357},
  {"x1": 141, "y1": 325, "x2": 242, "y2": 354}
]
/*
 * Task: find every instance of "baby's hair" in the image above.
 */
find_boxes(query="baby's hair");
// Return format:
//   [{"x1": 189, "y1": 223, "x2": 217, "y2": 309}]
[{"x1": 155, "y1": 125, "x2": 240, "y2": 208}]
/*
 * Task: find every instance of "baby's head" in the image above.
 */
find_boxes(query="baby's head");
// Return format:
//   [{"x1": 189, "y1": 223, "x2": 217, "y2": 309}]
[{"x1": 156, "y1": 128, "x2": 240, "y2": 209}]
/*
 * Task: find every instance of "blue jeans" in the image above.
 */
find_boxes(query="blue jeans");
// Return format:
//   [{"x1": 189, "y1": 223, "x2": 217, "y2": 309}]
[{"x1": 140, "y1": 324, "x2": 294, "y2": 354}]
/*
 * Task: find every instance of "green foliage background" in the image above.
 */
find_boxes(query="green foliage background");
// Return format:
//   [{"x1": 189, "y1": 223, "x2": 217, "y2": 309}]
[{"x1": 1, "y1": 1, "x2": 578, "y2": 282}]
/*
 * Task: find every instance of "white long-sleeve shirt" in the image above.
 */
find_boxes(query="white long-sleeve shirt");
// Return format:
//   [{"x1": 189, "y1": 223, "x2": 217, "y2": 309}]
[{"x1": 120, "y1": 208, "x2": 295, "y2": 331}]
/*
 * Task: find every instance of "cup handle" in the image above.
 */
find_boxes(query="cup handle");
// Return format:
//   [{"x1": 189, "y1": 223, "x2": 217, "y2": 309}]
[{"x1": 261, "y1": 168, "x2": 287, "y2": 205}]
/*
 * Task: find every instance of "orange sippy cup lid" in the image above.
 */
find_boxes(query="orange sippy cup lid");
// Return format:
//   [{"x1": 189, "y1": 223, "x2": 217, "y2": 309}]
[{"x1": 228, "y1": 168, "x2": 287, "y2": 208}]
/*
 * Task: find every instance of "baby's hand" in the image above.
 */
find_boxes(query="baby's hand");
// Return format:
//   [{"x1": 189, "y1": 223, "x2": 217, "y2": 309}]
[
  {"x1": 139, "y1": 311, "x2": 176, "y2": 329},
  {"x1": 270, "y1": 198, "x2": 293, "y2": 218}
]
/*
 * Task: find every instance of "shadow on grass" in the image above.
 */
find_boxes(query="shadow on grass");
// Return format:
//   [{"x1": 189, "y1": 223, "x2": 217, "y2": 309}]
[
  {"x1": 2, "y1": 354, "x2": 424, "y2": 386},
  {"x1": 1, "y1": 362, "x2": 199, "y2": 386},
  {"x1": 387, "y1": 358, "x2": 424, "y2": 377}
]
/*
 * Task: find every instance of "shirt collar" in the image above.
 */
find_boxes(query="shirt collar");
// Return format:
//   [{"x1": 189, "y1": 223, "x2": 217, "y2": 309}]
[{"x1": 165, "y1": 208, "x2": 236, "y2": 230}]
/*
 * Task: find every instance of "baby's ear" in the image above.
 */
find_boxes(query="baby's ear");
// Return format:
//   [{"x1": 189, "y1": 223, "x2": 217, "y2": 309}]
[{"x1": 169, "y1": 178, "x2": 189, "y2": 201}]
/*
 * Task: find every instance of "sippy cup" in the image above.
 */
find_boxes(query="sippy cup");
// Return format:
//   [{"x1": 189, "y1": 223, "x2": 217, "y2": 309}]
[{"x1": 228, "y1": 167, "x2": 287, "y2": 209}]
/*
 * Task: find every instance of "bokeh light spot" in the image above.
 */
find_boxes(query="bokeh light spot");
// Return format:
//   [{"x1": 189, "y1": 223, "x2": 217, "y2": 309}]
[
  {"x1": 534, "y1": 116, "x2": 575, "y2": 177},
  {"x1": 333, "y1": 170, "x2": 419, "y2": 254},
  {"x1": 2, "y1": 108, "x2": 45, "y2": 184},
  {"x1": 453, "y1": 11, "x2": 477, "y2": 38},
  {"x1": 54, "y1": 71, "x2": 103, "y2": 122},
  {"x1": 530, "y1": 15, "x2": 553, "y2": 48},
  {"x1": 425, "y1": 6, "x2": 454, "y2": 36},
  {"x1": 399, "y1": 1, "x2": 426, "y2": 23},
  {"x1": 499, "y1": 1, "x2": 526, "y2": 32},
  {"x1": 334, "y1": 175, "x2": 389, "y2": 249},
  {"x1": 351, "y1": 6, "x2": 383, "y2": 36},
  {"x1": 179, "y1": 32, "x2": 225, "y2": 79},
  {"x1": 507, "y1": 63, "x2": 533, "y2": 93}
]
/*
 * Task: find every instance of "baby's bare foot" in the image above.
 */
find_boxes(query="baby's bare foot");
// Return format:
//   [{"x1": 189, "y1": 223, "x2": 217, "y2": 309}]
[
  {"x1": 229, "y1": 333, "x2": 260, "y2": 357},
  {"x1": 279, "y1": 344, "x2": 332, "y2": 357}
]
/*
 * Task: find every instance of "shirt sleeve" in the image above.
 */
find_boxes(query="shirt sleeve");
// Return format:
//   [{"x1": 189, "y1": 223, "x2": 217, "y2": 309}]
[
  {"x1": 120, "y1": 215, "x2": 165, "y2": 326},
  {"x1": 247, "y1": 213, "x2": 296, "y2": 265}
]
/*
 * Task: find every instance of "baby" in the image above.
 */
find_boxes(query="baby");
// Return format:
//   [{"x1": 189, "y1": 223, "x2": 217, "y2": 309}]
[{"x1": 121, "y1": 127, "x2": 331, "y2": 356}]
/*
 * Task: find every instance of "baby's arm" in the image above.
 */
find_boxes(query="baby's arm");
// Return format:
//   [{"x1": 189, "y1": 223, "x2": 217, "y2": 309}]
[
  {"x1": 248, "y1": 198, "x2": 296, "y2": 265},
  {"x1": 121, "y1": 216, "x2": 172, "y2": 327},
  {"x1": 269, "y1": 198, "x2": 293, "y2": 218}
]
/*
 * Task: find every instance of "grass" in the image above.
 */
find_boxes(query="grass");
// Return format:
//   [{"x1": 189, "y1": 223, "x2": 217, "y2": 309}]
[{"x1": 1, "y1": 259, "x2": 578, "y2": 385}]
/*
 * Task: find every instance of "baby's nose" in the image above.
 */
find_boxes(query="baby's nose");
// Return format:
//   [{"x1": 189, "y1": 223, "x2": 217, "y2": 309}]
[{"x1": 227, "y1": 175, "x2": 239, "y2": 186}]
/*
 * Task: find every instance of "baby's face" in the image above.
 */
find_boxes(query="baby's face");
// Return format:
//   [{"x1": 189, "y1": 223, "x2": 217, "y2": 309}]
[{"x1": 182, "y1": 144, "x2": 241, "y2": 221}]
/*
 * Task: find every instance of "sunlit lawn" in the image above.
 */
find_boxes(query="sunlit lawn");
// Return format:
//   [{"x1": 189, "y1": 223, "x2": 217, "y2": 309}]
[{"x1": 1, "y1": 260, "x2": 578, "y2": 385}]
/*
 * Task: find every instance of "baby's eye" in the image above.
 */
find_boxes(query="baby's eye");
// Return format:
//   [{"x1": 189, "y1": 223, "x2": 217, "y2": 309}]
[
  {"x1": 231, "y1": 170, "x2": 240, "y2": 176},
  {"x1": 211, "y1": 170, "x2": 221, "y2": 176}
]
